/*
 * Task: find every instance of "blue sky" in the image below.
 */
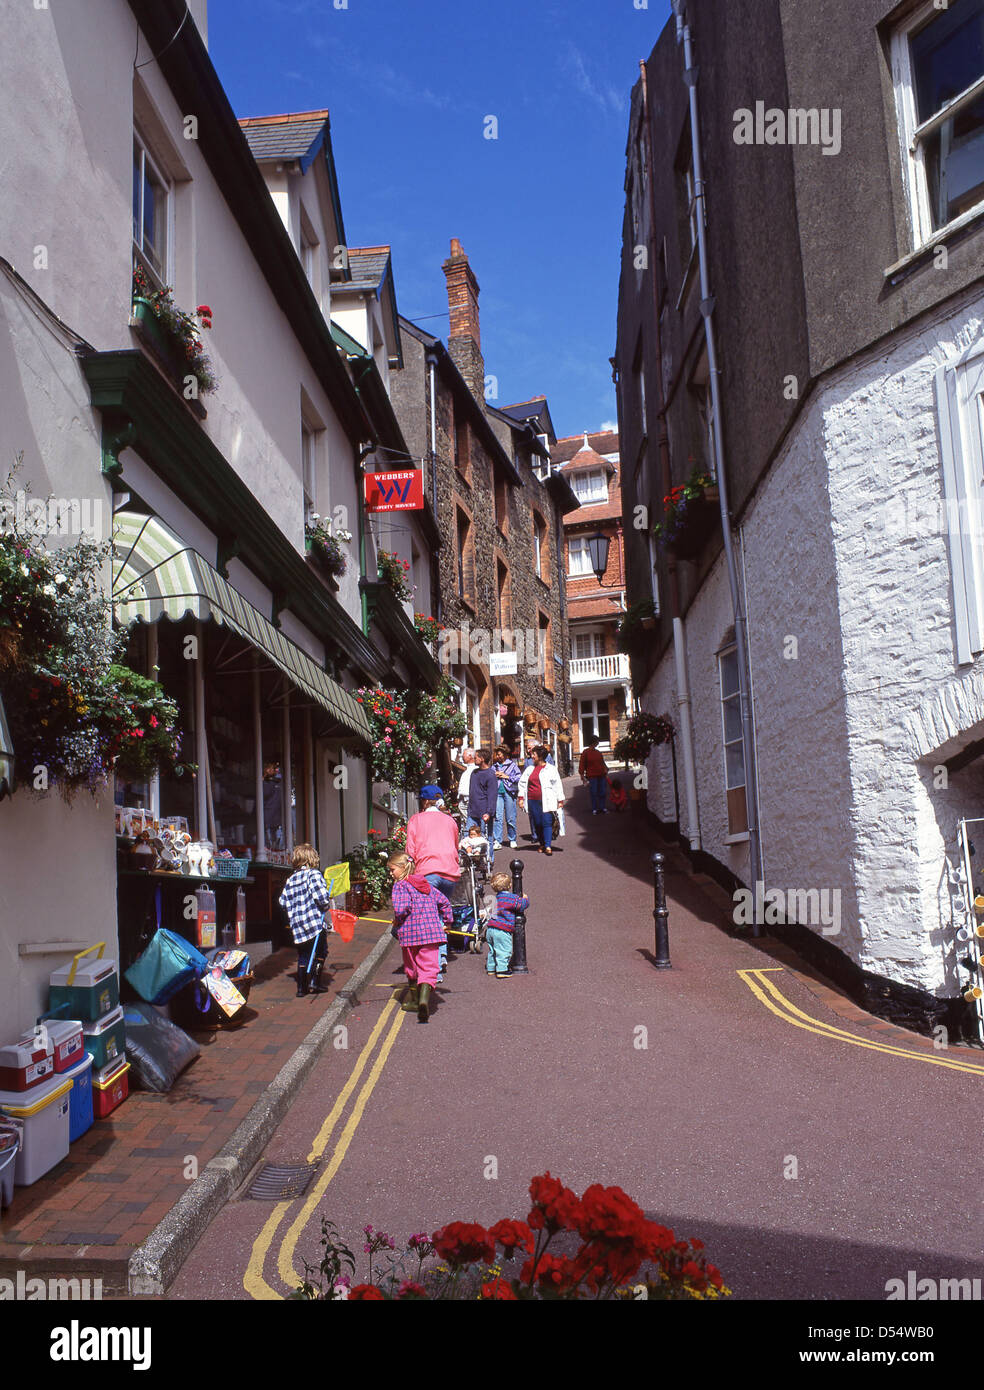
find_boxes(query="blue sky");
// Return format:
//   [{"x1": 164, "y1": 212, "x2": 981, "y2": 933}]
[{"x1": 209, "y1": 0, "x2": 673, "y2": 441}]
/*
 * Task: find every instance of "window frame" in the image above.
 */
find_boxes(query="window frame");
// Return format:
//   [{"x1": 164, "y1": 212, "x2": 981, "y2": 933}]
[
  {"x1": 570, "y1": 469, "x2": 608, "y2": 506},
  {"x1": 132, "y1": 128, "x2": 172, "y2": 285},
  {"x1": 892, "y1": 0, "x2": 984, "y2": 249},
  {"x1": 568, "y1": 534, "x2": 594, "y2": 578},
  {"x1": 718, "y1": 644, "x2": 749, "y2": 837},
  {"x1": 937, "y1": 338, "x2": 984, "y2": 664}
]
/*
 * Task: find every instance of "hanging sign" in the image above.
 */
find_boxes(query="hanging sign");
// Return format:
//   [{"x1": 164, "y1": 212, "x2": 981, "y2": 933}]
[
  {"x1": 489, "y1": 652, "x2": 519, "y2": 676},
  {"x1": 364, "y1": 470, "x2": 424, "y2": 512}
]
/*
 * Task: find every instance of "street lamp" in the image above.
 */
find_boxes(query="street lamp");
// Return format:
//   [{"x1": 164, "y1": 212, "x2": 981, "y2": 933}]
[
  {"x1": 587, "y1": 532, "x2": 611, "y2": 585},
  {"x1": 0, "y1": 693, "x2": 15, "y2": 800}
]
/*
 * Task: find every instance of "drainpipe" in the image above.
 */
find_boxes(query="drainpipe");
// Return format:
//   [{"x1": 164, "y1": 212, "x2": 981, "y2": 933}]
[
  {"x1": 427, "y1": 351, "x2": 441, "y2": 621},
  {"x1": 640, "y1": 58, "x2": 701, "y2": 852},
  {"x1": 672, "y1": 1, "x2": 763, "y2": 923}
]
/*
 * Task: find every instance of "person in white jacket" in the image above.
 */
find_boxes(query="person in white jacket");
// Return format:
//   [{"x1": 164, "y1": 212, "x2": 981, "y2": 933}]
[{"x1": 517, "y1": 745, "x2": 565, "y2": 855}]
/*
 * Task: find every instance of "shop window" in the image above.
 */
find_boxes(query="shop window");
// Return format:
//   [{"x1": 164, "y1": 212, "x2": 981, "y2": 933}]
[{"x1": 893, "y1": 0, "x2": 984, "y2": 245}]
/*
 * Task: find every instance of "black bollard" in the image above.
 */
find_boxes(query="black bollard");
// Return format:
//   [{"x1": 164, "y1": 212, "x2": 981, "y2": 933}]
[
  {"x1": 509, "y1": 858, "x2": 529, "y2": 974},
  {"x1": 651, "y1": 852, "x2": 672, "y2": 969}
]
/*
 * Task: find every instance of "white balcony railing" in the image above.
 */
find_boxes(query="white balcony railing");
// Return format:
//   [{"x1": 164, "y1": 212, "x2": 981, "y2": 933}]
[{"x1": 569, "y1": 653, "x2": 630, "y2": 685}]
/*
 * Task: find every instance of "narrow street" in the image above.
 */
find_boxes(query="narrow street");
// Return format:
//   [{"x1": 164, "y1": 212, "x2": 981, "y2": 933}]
[{"x1": 170, "y1": 785, "x2": 984, "y2": 1302}]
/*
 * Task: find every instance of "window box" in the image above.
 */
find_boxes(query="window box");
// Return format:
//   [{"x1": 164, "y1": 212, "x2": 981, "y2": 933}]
[{"x1": 130, "y1": 275, "x2": 216, "y2": 414}]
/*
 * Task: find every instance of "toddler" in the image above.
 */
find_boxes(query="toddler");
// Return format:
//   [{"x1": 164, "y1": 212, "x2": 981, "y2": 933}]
[
  {"x1": 278, "y1": 843, "x2": 331, "y2": 996},
  {"x1": 459, "y1": 823, "x2": 490, "y2": 866},
  {"x1": 485, "y1": 870, "x2": 529, "y2": 979}
]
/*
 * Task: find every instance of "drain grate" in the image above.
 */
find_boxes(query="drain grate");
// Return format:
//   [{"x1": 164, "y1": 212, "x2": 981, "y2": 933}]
[{"x1": 247, "y1": 1163, "x2": 318, "y2": 1200}]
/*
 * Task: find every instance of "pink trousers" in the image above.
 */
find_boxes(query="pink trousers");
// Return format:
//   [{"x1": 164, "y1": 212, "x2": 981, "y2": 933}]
[{"x1": 402, "y1": 944, "x2": 441, "y2": 986}]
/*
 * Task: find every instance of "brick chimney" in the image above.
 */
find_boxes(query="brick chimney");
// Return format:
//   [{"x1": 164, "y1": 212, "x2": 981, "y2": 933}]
[{"x1": 442, "y1": 237, "x2": 485, "y2": 402}]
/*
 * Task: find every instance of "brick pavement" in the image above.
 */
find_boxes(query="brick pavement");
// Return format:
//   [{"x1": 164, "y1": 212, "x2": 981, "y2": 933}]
[{"x1": 0, "y1": 911, "x2": 391, "y2": 1290}]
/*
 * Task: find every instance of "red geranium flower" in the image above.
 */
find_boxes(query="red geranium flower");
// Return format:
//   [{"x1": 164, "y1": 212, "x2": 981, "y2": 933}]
[
  {"x1": 489, "y1": 1218, "x2": 534, "y2": 1257},
  {"x1": 431, "y1": 1222, "x2": 495, "y2": 1268},
  {"x1": 527, "y1": 1173, "x2": 582, "y2": 1234},
  {"x1": 348, "y1": 1284, "x2": 385, "y2": 1300},
  {"x1": 395, "y1": 1280, "x2": 429, "y2": 1300}
]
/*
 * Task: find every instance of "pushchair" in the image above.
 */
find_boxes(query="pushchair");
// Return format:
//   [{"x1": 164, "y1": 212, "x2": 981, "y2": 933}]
[{"x1": 446, "y1": 838, "x2": 493, "y2": 955}]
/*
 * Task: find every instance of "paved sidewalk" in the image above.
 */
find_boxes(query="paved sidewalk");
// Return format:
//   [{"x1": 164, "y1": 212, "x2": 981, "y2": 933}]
[{"x1": 0, "y1": 911, "x2": 393, "y2": 1292}]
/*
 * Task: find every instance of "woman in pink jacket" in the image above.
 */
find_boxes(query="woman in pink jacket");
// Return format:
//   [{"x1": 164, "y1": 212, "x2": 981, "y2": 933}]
[{"x1": 405, "y1": 784, "x2": 460, "y2": 980}]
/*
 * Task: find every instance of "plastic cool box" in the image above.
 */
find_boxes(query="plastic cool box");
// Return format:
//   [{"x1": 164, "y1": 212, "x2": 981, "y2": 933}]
[
  {"x1": 0, "y1": 1073, "x2": 73, "y2": 1185},
  {"x1": 49, "y1": 943, "x2": 119, "y2": 1022}
]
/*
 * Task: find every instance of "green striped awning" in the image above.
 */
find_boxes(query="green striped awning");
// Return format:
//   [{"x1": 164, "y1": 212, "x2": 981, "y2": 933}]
[{"x1": 112, "y1": 511, "x2": 371, "y2": 742}]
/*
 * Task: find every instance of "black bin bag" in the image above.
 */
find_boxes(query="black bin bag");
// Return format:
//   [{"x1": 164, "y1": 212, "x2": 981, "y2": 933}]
[{"x1": 123, "y1": 1003, "x2": 200, "y2": 1093}]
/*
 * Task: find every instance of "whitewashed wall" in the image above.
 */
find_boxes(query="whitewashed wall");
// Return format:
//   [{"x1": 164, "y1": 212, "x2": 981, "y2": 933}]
[{"x1": 637, "y1": 284, "x2": 984, "y2": 998}]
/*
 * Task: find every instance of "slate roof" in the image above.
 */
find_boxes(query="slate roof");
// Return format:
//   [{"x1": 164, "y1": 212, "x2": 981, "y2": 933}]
[
  {"x1": 337, "y1": 247, "x2": 391, "y2": 294},
  {"x1": 238, "y1": 110, "x2": 331, "y2": 170}
]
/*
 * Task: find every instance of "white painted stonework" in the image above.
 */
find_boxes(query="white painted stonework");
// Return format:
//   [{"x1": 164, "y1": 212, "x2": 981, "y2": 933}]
[{"x1": 640, "y1": 284, "x2": 984, "y2": 998}]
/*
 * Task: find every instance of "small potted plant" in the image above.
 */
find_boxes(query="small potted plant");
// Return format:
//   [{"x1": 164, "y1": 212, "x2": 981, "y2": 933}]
[{"x1": 413, "y1": 614, "x2": 442, "y2": 644}]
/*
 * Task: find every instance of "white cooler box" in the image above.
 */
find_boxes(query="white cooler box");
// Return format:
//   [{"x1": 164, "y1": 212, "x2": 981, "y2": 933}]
[{"x1": 0, "y1": 1074, "x2": 73, "y2": 1186}]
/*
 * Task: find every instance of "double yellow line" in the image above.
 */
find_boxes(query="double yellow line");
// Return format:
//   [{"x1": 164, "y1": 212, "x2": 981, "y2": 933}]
[
  {"x1": 243, "y1": 991, "x2": 408, "y2": 1300},
  {"x1": 739, "y1": 968, "x2": 984, "y2": 1075}
]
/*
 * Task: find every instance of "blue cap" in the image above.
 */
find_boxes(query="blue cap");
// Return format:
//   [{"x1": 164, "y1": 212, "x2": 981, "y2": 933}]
[{"x1": 419, "y1": 784, "x2": 444, "y2": 800}]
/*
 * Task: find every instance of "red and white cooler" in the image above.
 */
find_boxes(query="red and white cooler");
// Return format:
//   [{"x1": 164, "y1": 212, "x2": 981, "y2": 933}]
[
  {"x1": 0, "y1": 1036, "x2": 54, "y2": 1093},
  {"x1": 27, "y1": 1020, "x2": 83, "y2": 1074}
]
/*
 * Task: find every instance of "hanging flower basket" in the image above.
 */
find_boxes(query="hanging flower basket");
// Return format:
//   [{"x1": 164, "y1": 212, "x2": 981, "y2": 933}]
[
  {"x1": 305, "y1": 516, "x2": 350, "y2": 581},
  {"x1": 653, "y1": 468, "x2": 718, "y2": 560}
]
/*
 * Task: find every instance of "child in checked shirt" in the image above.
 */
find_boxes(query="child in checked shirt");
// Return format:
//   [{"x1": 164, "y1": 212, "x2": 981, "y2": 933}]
[
  {"x1": 279, "y1": 843, "x2": 331, "y2": 997},
  {"x1": 485, "y1": 871, "x2": 529, "y2": 978},
  {"x1": 388, "y1": 851, "x2": 452, "y2": 1023}
]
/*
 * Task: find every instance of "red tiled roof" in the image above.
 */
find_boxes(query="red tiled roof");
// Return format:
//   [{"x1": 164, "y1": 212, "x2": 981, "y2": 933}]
[{"x1": 552, "y1": 431, "x2": 619, "y2": 465}]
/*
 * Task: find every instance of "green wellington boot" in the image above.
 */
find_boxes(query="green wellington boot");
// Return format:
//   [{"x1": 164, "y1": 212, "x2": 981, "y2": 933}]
[
  {"x1": 401, "y1": 985, "x2": 419, "y2": 1012},
  {"x1": 417, "y1": 983, "x2": 432, "y2": 1022}
]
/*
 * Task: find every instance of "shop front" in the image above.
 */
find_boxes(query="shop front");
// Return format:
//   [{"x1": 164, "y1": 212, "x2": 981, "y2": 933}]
[{"x1": 111, "y1": 511, "x2": 371, "y2": 968}]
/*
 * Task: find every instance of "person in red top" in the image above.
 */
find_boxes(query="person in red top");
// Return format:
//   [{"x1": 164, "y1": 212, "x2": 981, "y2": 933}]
[{"x1": 579, "y1": 735, "x2": 609, "y2": 815}]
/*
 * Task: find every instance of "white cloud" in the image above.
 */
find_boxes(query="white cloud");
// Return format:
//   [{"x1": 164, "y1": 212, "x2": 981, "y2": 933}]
[{"x1": 559, "y1": 43, "x2": 626, "y2": 118}]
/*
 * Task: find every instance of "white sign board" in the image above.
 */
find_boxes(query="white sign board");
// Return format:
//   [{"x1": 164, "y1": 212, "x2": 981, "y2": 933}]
[{"x1": 489, "y1": 651, "x2": 519, "y2": 676}]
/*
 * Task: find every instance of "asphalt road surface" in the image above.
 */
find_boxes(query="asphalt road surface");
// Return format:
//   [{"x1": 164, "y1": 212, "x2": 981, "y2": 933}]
[{"x1": 169, "y1": 785, "x2": 984, "y2": 1302}]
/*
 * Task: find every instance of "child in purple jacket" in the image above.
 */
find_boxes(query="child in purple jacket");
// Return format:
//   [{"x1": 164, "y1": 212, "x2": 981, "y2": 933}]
[{"x1": 388, "y1": 851, "x2": 452, "y2": 1022}]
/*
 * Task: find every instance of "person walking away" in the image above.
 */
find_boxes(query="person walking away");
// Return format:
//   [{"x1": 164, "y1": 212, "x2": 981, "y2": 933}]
[
  {"x1": 579, "y1": 736, "x2": 609, "y2": 815},
  {"x1": 278, "y1": 843, "x2": 332, "y2": 996},
  {"x1": 492, "y1": 745, "x2": 521, "y2": 849},
  {"x1": 388, "y1": 852, "x2": 451, "y2": 1022},
  {"x1": 518, "y1": 745, "x2": 566, "y2": 854},
  {"x1": 467, "y1": 749, "x2": 499, "y2": 864},
  {"x1": 485, "y1": 870, "x2": 529, "y2": 978},
  {"x1": 406, "y1": 784, "x2": 460, "y2": 982}
]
